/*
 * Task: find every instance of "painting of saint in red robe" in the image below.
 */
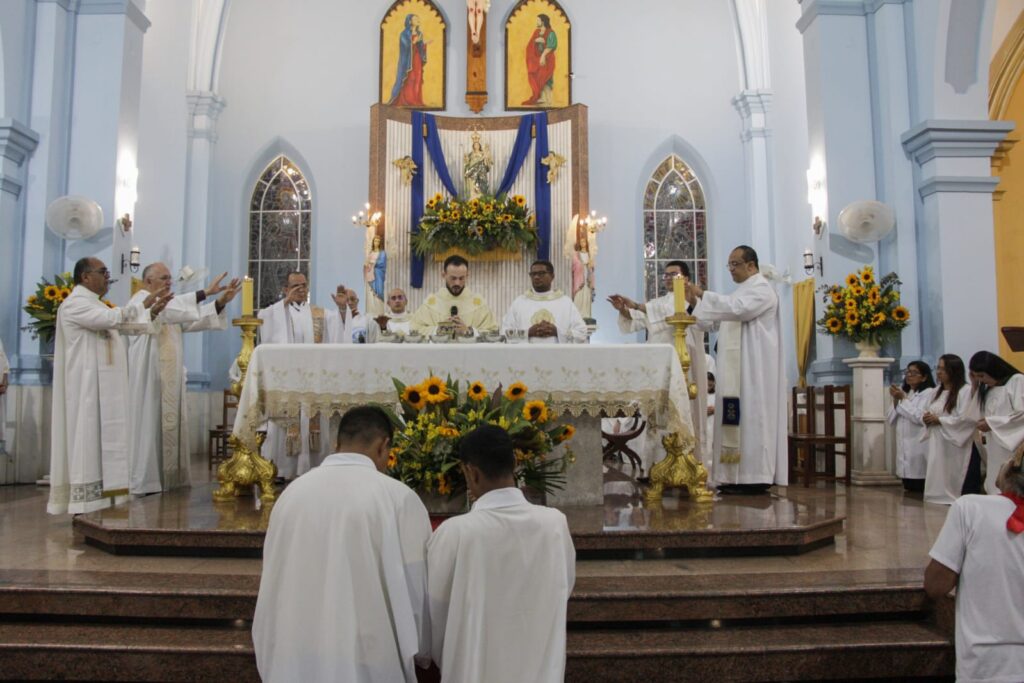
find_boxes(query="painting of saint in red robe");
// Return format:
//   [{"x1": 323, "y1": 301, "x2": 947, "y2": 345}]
[
  {"x1": 389, "y1": 14, "x2": 430, "y2": 107},
  {"x1": 523, "y1": 14, "x2": 557, "y2": 106}
]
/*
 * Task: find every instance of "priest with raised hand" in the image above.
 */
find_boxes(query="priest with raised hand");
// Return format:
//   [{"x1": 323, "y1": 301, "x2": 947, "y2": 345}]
[
  {"x1": 427, "y1": 424, "x2": 575, "y2": 683},
  {"x1": 373, "y1": 288, "x2": 412, "y2": 337},
  {"x1": 686, "y1": 245, "x2": 787, "y2": 494},
  {"x1": 126, "y1": 263, "x2": 240, "y2": 495},
  {"x1": 409, "y1": 254, "x2": 498, "y2": 336},
  {"x1": 48, "y1": 257, "x2": 172, "y2": 515},
  {"x1": 258, "y1": 271, "x2": 328, "y2": 480},
  {"x1": 502, "y1": 259, "x2": 587, "y2": 343},
  {"x1": 608, "y1": 260, "x2": 710, "y2": 476},
  {"x1": 253, "y1": 405, "x2": 432, "y2": 683}
]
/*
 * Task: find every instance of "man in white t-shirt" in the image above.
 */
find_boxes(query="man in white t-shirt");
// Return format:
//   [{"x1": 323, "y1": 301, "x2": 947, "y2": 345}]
[{"x1": 925, "y1": 450, "x2": 1024, "y2": 682}]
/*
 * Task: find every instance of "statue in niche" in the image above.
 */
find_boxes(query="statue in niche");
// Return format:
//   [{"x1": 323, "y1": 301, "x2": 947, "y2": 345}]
[
  {"x1": 462, "y1": 131, "x2": 492, "y2": 199},
  {"x1": 364, "y1": 234, "x2": 387, "y2": 315}
]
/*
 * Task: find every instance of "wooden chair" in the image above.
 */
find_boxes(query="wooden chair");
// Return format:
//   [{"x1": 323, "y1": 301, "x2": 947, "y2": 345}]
[
  {"x1": 208, "y1": 390, "x2": 239, "y2": 472},
  {"x1": 602, "y1": 416, "x2": 647, "y2": 475},
  {"x1": 788, "y1": 385, "x2": 851, "y2": 487}
]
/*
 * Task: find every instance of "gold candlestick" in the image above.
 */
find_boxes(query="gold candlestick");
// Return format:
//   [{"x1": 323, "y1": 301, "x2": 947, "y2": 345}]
[
  {"x1": 213, "y1": 316, "x2": 278, "y2": 505},
  {"x1": 645, "y1": 312, "x2": 712, "y2": 504}
]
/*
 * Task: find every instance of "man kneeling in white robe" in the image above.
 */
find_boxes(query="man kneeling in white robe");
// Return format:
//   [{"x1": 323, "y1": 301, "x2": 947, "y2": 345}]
[
  {"x1": 253, "y1": 406, "x2": 432, "y2": 683},
  {"x1": 428, "y1": 424, "x2": 576, "y2": 683},
  {"x1": 502, "y1": 260, "x2": 587, "y2": 343}
]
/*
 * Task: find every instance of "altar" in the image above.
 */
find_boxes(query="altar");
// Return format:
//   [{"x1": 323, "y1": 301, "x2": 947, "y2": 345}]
[{"x1": 231, "y1": 342, "x2": 693, "y2": 505}]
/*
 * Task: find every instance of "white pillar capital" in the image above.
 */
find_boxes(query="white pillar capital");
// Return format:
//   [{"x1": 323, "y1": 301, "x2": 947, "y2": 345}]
[
  {"x1": 0, "y1": 119, "x2": 40, "y2": 198},
  {"x1": 186, "y1": 91, "x2": 226, "y2": 142}
]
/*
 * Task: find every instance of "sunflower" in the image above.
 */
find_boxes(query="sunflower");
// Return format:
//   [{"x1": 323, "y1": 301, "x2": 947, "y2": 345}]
[
  {"x1": 26, "y1": 295, "x2": 38, "y2": 305},
  {"x1": 468, "y1": 381, "x2": 487, "y2": 401},
  {"x1": 401, "y1": 385, "x2": 426, "y2": 410},
  {"x1": 523, "y1": 400, "x2": 549, "y2": 424},
  {"x1": 845, "y1": 311, "x2": 860, "y2": 326},
  {"x1": 830, "y1": 290, "x2": 843, "y2": 304},
  {"x1": 505, "y1": 382, "x2": 528, "y2": 400},
  {"x1": 432, "y1": 192, "x2": 444, "y2": 204},
  {"x1": 474, "y1": 225, "x2": 484, "y2": 237},
  {"x1": 426, "y1": 199, "x2": 437, "y2": 210},
  {"x1": 892, "y1": 306, "x2": 910, "y2": 322},
  {"x1": 825, "y1": 317, "x2": 844, "y2": 333},
  {"x1": 845, "y1": 273, "x2": 860, "y2": 287},
  {"x1": 43, "y1": 285, "x2": 60, "y2": 301},
  {"x1": 484, "y1": 202, "x2": 495, "y2": 213},
  {"x1": 512, "y1": 195, "x2": 526, "y2": 207},
  {"x1": 513, "y1": 448, "x2": 531, "y2": 463},
  {"x1": 450, "y1": 210, "x2": 461, "y2": 221},
  {"x1": 555, "y1": 424, "x2": 576, "y2": 443},
  {"x1": 437, "y1": 475, "x2": 451, "y2": 495},
  {"x1": 850, "y1": 285, "x2": 865, "y2": 298},
  {"x1": 871, "y1": 312, "x2": 886, "y2": 327},
  {"x1": 867, "y1": 287, "x2": 881, "y2": 305},
  {"x1": 387, "y1": 448, "x2": 398, "y2": 469},
  {"x1": 860, "y1": 268, "x2": 875, "y2": 284},
  {"x1": 422, "y1": 376, "x2": 449, "y2": 404},
  {"x1": 845, "y1": 299, "x2": 857, "y2": 311}
]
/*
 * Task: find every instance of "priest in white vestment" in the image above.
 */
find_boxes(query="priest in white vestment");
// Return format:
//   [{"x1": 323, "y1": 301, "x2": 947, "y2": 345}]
[
  {"x1": 126, "y1": 264, "x2": 239, "y2": 495},
  {"x1": 253, "y1": 406, "x2": 432, "y2": 683},
  {"x1": 609, "y1": 260, "x2": 709, "y2": 476},
  {"x1": 428, "y1": 425, "x2": 575, "y2": 683},
  {"x1": 373, "y1": 288, "x2": 412, "y2": 337},
  {"x1": 48, "y1": 257, "x2": 171, "y2": 515},
  {"x1": 686, "y1": 245, "x2": 787, "y2": 492},
  {"x1": 324, "y1": 285, "x2": 377, "y2": 344},
  {"x1": 502, "y1": 260, "x2": 587, "y2": 343},
  {"x1": 410, "y1": 254, "x2": 497, "y2": 336},
  {"x1": 258, "y1": 271, "x2": 328, "y2": 479}
]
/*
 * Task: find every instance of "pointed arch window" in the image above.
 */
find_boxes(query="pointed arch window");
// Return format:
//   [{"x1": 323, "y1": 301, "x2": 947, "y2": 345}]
[
  {"x1": 642, "y1": 155, "x2": 707, "y2": 301},
  {"x1": 248, "y1": 156, "x2": 312, "y2": 309}
]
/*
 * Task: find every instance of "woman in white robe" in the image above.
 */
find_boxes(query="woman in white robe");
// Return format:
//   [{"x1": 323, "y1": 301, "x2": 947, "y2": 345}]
[
  {"x1": 922, "y1": 354, "x2": 975, "y2": 505},
  {"x1": 969, "y1": 351, "x2": 1024, "y2": 494},
  {"x1": 887, "y1": 360, "x2": 936, "y2": 492}
]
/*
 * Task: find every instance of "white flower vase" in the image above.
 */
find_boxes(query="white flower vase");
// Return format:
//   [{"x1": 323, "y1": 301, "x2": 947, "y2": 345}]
[{"x1": 854, "y1": 340, "x2": 882, "y2": 358}]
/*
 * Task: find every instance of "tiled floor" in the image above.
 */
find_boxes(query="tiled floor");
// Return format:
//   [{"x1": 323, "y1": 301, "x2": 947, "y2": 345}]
[{"x1": 0, "y1": 464, "x2": 952, "y2": 580}]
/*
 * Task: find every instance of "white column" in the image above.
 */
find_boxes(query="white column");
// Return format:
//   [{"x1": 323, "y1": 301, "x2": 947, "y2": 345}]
[
  {"x1": 181, "y1": 89, "x2": 225, "y2": 388},
  {"x1": 64, "y1": 0, "x2": 150, "y2": 304},
  {"x1": 844, "y1": 355, "x2": 901, "y2": 486},
  {"x1": 732, "y1": 90, "x2": 774, "y2": 260}
]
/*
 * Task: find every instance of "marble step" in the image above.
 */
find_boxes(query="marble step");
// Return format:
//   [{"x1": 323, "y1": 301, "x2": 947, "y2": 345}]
[
  {"x1": 0, "y1": 621, "x2": 258, "y2": 682},
  {"x1": 564, "y1": 620, "x2": 954, "y2": 682},
  {"x1": 0, "y1": 568, "x2": 932, "y2": 626}
]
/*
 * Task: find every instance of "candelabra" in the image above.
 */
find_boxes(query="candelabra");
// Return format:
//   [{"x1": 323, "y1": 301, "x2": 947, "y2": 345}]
[{"x1": 351, "y1": 203, "x2": 382, "y2": 229}]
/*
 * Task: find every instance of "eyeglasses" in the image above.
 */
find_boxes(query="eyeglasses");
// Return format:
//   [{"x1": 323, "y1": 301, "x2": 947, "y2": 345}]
[
  {"x1": 529, "y1": 270, "x2": 552, "y2": 277},
  {"x1": 86, "y1": 268, "x2": 111, "y2": 276},
  {"x1": 904, "y1": 369, "x2": 923, "y2": 377},
  {"x1": 726, "y1": 260, "x2": 750, "y2": 270}
]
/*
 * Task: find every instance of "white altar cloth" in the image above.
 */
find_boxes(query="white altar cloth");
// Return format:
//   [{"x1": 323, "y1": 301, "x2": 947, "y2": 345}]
[{"x1": 231, "y1": 343, "x2": 693, "y2": 453}]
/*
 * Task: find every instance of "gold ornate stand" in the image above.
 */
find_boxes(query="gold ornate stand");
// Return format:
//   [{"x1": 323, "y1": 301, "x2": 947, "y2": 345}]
[
  {"x1": 645, "y1": 312, "x2": 713, "y2": 504},
  {"x1": 213, "y1": 316, "x2": 278, "y2": 505}
]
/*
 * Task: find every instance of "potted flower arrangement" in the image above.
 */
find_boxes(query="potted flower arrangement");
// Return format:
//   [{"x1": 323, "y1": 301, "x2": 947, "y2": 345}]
[
  {"x1": 383, "y1": 375, "x2": 575, "y2": 514},
  {"x1": 817, "y1": 265, "x2": 910, "y2": 357},
  {"x1": 22, "y1": 272, "x2": 115, "y2": 345},
  {"x1": 411, "y1": 193, "x2": 537, "y2": 258}
]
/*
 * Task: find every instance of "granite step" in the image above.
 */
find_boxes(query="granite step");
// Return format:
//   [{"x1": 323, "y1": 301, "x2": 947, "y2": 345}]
[
  {"x1": 564, "y1": 620, "x2": 954, "y2": 682},
  {"x1": 0, "y1": 621, "x2": 258, "y2": 682}
]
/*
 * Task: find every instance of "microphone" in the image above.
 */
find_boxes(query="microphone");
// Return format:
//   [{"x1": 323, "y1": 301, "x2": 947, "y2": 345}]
[{"x1": 450, "y1": 305, "x2": 458, "y2": 317}]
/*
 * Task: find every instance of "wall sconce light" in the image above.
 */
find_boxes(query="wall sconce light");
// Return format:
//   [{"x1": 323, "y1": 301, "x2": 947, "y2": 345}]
[
  {"x1": 121, "y1": 246, "x2": 141, "y2": 274},
  {"x1": 581, "y1": 210, "x2": 607, "y2": 234},
  {"x1": 351, "y1": 202, "x2": 382, "y2": 229},
  {"x1": 803, "y1": 248, "x2": 823, "y2": 277}
]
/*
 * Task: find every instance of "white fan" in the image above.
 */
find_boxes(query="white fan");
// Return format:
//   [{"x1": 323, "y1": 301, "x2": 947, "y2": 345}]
[
  {"x1": 837, "y1": 201, "x2": 896, "y2": 244},
  {"x1": 45, "y1": 196, "x2": 103, "y2": 240},
  {"x1": 177, "y1": 265, "x2": 210, "y2": 292}
]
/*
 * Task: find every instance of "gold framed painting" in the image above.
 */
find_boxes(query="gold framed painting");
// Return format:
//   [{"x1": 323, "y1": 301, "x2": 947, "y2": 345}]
[
  {"x1": 505, "y1": 0, "x2": 571, "y2": 110},
  {"x1": 380, "y1": 0, "x2": 447, "y2": 110}
]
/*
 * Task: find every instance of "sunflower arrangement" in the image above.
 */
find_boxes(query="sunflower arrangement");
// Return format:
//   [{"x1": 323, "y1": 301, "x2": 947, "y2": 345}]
[
  {"x1": 22, "y1": 272, "x2": 112, "y2": 344},
  {"x1": 383, "y1": 375, "x2": 575, "y2": 499},
  {"x1": 411, "y1": 193, "x2": 537, "y2": 257},
  {"x1": 817, "y1": 266, "x2": 910, "y2": 344}
]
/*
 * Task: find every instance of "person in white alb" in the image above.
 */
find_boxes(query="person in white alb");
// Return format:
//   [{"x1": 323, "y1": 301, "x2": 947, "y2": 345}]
[
  {"x1": 686, "y1": 245, "x2": 787, "y2": 494},
  {"x1": 127, "y1": 263, "x2": 239, "y2": 495},
  {"x1": 373, "y1": 288, "x2": 413, "y2": 337},
  {"x1": 887, "y1": 360, "x2": 936, "y2": 493},
  {"x1": 253, "y1": 406, "x2": 432, "y2": 682},
  {"x1": 49, "y1": 257, "x2": 172, "y2": 514},
  {"x1": 502, "y1": 260, "x2": 587, "y2": 343},
  {"x1": 925, "y1": 448, "x2": 1024, "y2": 682},
  {"x1": 258, "y1": 271, "x2": 328, "y2": 479},
  {"x1": 427, "y1": 424, "x2": 576, "y2": 683},
  {"x1": 325, "y1": 285, "x2": 375, "y2": 344}
]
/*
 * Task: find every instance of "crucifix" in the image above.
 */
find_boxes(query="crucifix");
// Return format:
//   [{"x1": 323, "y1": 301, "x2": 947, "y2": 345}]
[{"x1": 465, "y1": 0, "x2": 489, "y2": 113}]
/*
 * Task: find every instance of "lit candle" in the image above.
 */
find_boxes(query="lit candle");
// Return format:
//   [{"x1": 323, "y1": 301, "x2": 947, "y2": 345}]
[
  {"x1": 673, "y1": 276, "x2": 687, "y2": 314},
  {"x1": 242, "y1": 276, "x2": 254, "y2": 316}
]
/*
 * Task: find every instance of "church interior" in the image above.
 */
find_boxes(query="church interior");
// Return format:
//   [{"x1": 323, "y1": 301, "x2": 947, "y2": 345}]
[{"x1": 3, "y1": 0, "x2": 1024, "y2": 680}]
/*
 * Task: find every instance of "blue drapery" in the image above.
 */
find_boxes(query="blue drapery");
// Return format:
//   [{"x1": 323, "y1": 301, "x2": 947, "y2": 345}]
[{"x1": 409, "y1": 111, "x2": 552, "y2": 283}]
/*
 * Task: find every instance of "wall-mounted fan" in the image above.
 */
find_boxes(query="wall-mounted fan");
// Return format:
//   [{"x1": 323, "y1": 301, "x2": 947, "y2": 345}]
[
  {"x1": 837, "y1": 200, "x2": 896, "y2": 244},
  {"x1": 45, "y1": 196, "x2": 103, "y2": 240}
]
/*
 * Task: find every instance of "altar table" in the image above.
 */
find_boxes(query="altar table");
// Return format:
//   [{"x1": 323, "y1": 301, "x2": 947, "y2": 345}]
[{"x1": 232, "y1": 343, "x2": 693, "y2": 505}]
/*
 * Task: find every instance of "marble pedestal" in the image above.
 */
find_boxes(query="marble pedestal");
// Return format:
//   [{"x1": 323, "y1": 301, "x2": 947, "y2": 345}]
[
  {"x1": 548, "y1": 414, "x2": 603, "y2": 506},
  {"x1": 844, "y1": 356, "x2": 901, "y2": 486}
]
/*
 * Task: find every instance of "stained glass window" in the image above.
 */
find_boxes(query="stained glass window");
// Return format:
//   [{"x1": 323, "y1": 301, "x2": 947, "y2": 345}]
[
  {"x1": 642, "y1": 155, "x2": 708, "y2": 301},
  {"x1": 248, "y1": 156, "x2": 313, "y2": 309}
]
